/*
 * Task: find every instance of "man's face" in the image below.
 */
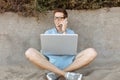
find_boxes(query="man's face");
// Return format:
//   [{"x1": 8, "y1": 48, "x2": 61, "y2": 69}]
[{"x1": 54, "y1": 12, "x2": 65, "y2": 27}]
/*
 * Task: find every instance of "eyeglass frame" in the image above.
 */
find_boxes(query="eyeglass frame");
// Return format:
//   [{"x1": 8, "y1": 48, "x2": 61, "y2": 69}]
[{"x1": 54, "y1": 16, "x2": 65, "y2": 20}]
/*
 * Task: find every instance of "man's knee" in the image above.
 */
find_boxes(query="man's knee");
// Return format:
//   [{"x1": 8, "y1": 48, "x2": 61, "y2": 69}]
[
  {"x1": 25, "y1": 48, "x2": 35, "y2": 58},
  {"x1": 86, "y1": 48, "x2": 97, "y2": 58}
]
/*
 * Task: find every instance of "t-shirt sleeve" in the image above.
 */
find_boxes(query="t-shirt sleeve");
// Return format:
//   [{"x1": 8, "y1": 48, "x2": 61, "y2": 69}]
[
  {"x1": 44, "y1": 30, "x2": 50, "y2": 34},
  {"x1": 71, "y1": 30, "x2": 75, "y2": 34},
  {"x1": 68, "y1": 29, "x2": 75, "y2": 34}
]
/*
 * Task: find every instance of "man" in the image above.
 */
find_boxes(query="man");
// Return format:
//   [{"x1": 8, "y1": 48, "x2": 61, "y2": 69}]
[{"x1": 25, "y1": 8, "x2": 97, "y2": 80}]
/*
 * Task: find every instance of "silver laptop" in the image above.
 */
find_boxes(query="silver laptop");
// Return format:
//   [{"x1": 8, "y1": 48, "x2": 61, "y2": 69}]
[{"x1": 40, "y1": 34, "x2": 78, "y2": 55}]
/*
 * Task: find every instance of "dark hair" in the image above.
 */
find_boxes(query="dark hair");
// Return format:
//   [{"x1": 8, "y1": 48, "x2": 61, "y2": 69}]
[{"x1": 54, "y1": 8, "x2": 68, "y2": 18}]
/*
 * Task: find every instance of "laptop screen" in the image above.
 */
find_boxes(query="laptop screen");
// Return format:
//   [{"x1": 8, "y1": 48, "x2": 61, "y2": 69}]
[{"x1": 40, "y1": 34, "x2": 78, "y2": 55}]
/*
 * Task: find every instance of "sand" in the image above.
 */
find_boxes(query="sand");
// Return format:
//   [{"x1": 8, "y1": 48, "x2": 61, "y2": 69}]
[{"x1": 0, "y1": 65, "x2": 120, "y2": 80}]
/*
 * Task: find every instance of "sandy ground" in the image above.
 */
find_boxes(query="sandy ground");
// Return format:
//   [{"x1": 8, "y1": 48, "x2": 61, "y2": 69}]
[{"x1": 0, "y1": 65, "x2": 120, "y2": 80}]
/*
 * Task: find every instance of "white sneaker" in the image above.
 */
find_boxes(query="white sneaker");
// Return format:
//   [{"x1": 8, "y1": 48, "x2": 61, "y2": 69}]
[
  {"x1": 46, "y1": 72, "x2": 58, "y2": 80},
  {"x1": 65, "y1": 72, "x2": 82, "y2": 80}
]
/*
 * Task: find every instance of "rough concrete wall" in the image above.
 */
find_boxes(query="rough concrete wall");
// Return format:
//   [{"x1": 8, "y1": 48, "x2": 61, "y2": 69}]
[{"x1": 0, "y1": 7, "x2": 120, "y2": 68}]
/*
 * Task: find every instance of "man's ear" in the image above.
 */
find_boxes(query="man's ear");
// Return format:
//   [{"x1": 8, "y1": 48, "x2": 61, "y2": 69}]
[{"x1": 64, "y1": 18, "x2": 68, "y2": 24}]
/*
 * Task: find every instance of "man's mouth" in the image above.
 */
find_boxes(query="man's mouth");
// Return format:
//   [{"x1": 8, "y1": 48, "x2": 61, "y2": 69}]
[{"x1": 58, "y1": 24, "x2": 62, "y2": 27}]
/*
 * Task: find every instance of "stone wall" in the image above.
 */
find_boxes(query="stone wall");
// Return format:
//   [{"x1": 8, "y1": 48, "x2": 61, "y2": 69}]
[{"x1": 0, "y1": 7, "x2": 120, "y2": 68}]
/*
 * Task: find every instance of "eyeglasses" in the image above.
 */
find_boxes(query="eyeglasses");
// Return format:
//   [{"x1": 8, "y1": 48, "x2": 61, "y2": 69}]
[{"x1": 54, "y1": 16, "x2": 65, "y2": 20}]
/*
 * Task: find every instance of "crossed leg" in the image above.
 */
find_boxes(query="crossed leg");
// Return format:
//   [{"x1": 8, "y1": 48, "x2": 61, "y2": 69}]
[
  {"x1": 25, "y1": 48, "x2": 97, "y2": 77},
  {"x1": 25, "y1": 48, "x2": 66, "y2": 76},
  {"x1": 64, "y1": 48, "x2": 97, "y2": 72}
]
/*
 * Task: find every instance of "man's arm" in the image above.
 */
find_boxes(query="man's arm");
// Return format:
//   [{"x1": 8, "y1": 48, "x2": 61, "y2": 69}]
[{"x1": 61, "y1": 18, "x2": 68, "y2": 34}]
